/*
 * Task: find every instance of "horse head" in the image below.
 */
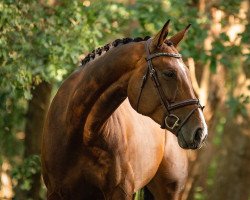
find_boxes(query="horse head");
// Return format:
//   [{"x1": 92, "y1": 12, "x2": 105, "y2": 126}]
[{"x1": 128, "y1": 20, "x2": 208, "y2": 149}]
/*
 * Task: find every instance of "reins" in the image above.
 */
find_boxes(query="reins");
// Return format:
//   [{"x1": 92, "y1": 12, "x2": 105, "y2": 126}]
[{"x1": 136, "y1": 39, "x2": 204, "y2": 136}]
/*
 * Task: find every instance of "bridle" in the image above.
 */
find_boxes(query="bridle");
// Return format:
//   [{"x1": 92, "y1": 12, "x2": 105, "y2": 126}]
[{"x1": 136, "y1": 39, "x2": 204, "y2": 136}]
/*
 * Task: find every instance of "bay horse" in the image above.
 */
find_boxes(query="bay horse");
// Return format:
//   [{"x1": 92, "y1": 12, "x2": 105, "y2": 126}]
[{"x1": 41, "y1": 20, "x2": 208, "y2": 200}]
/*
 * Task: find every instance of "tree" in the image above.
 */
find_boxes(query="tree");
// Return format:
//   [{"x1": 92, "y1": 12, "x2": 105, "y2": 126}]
[{"x1": 1, "y1": 1, "x2": 130, "y2": 199}]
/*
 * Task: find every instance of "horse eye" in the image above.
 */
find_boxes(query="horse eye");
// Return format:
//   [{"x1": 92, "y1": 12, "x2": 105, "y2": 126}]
[{"x1": 163, "y1": 71, "x2": 175, "y2": 78}]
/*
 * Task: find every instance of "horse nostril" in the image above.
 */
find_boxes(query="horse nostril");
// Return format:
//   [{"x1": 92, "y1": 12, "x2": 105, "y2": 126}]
[{"x1": 194, "y1": 128, "x2": 203, "y2": 143}]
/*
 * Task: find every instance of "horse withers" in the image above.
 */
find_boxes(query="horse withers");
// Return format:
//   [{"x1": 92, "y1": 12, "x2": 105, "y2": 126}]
[{"x1": 41, "y1": 20, "x2": 208, "y2": 200}]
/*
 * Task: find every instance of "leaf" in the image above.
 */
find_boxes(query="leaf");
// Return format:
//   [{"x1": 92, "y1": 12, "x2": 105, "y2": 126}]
[
  {"x1": 24, "y1": 90, "x2": 32, "y2": 100},
  {"x1": 210, "y1": 57, "x2": 217, "y2": 73}
]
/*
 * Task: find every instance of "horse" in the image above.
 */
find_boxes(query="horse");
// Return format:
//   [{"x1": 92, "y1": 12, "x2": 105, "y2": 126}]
[{"x1": 41, "y1": 20, "x2": 208, "y2": 200}]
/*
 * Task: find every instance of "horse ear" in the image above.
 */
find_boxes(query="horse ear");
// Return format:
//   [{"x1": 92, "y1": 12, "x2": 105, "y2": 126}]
[
  {"x1": 169, "y1": 24, "x2": 191, "y2": 47},
  {"x1": 151, "y1": 20, "x2": 170, "y2": 50}
]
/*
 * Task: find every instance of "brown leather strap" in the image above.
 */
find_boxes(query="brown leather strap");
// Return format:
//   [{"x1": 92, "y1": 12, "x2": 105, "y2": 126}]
[
  {"x1": 136, "y1": 69, "x2": 149, "y2": 112},
  {"x1": 175, "y1": 107, "x2": 198, "y2": 133},
  {"x1": 168, "y1": 99, "x2": 200, "y2": 111},
  {"x1": 145, "y1": 39, "x2": 171, "y2": 111},
  {"x1": 146, "y1": 52, "x2": 182, "y2": 60}
]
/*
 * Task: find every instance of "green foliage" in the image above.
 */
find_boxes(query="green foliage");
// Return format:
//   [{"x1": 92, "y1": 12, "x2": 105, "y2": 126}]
[
  {"x1": 0, "y1": 0, "x2": 130, "y2": 98},
  {"x1": 0, "y1": 0, "x2": 130, "y2": 161},
  {"x1": 227, "y1": 94, "x2": 250, "y2": 118},
  {"x1": 0, "y1": 91, "x2": 26, "y2": 160},
  {"x1": 12, "y1": 155, "x2": 41, "y2": 192},
  {"x1": 215, "y1": 0, "x2": 242, "y2": 15},
  {"x1": 213, "y1": 117, "x2": 226, "y2": 146},
  {"x1": 206, "y1": 158, "x2": 217, "y2": 187},
  {"x1": 134, "y1": 189, "x2": 144, "y2": 200},
  {"x1": 130, "y1": 0, "x2": 168, "y2": 35},
  {"x1": 129, "y1": 0, "x2": 213, "y2": 74},
  {"x1": 194, "y1": 186, "x2": 206, "y2": 200}
]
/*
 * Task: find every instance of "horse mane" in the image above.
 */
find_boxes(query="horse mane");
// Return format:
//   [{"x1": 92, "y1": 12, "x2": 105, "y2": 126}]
[{"x1": 81, "y1": 36, "x2": 151, "y2": 66}]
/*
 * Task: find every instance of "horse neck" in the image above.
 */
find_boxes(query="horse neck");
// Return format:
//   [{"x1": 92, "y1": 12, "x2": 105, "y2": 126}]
[{"x1": 70, "y1": 42, "x2": 144, "y2": 144}]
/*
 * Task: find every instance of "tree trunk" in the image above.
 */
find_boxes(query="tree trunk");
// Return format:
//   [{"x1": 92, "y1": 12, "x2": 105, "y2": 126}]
[
  {"x1": 23, "y1": 81, "x2": 52, "y2": 199},
  {"x1": 208, "y1": 110, "x2": 250, "y2": 200},
  {"x1": 182, "y1": 0, "x2": 250, "y2": 199}
]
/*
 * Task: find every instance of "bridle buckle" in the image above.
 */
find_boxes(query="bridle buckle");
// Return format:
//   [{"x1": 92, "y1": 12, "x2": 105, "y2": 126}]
[{"x1": 165, "y1": 114, "x2": 180, "y2": 130}]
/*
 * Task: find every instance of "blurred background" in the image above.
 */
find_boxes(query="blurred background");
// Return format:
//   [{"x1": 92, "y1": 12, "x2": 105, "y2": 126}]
[{"x1": 0, "y1": 0, "x2": 249, "y2": 199}]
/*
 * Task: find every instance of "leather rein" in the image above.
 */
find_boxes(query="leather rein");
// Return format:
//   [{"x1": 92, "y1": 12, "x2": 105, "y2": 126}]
[{"x1": 136, "y1": 39, "x2": 204, "y2": 136}]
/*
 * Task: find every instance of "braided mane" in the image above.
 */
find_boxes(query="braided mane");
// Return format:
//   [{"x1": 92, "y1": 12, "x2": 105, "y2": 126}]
[{"x1": 81, "y1": 36, "x2": 150, "y2": 66}]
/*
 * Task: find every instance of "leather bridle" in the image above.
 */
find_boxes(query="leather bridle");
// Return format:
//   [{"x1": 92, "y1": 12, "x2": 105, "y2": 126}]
[{"x1": 136, "y1": 39, "x2": 204, "y2": 136}]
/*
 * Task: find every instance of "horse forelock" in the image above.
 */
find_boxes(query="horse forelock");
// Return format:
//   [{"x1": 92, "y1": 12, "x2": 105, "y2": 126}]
[{"x1": 80, "y1": 36, "x2": 150, "y2": 66}]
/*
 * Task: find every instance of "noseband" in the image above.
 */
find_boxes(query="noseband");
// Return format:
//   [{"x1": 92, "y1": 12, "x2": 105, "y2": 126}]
[{"x1": 136, "y1": 39, "x2": 204, "y2": 136}]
